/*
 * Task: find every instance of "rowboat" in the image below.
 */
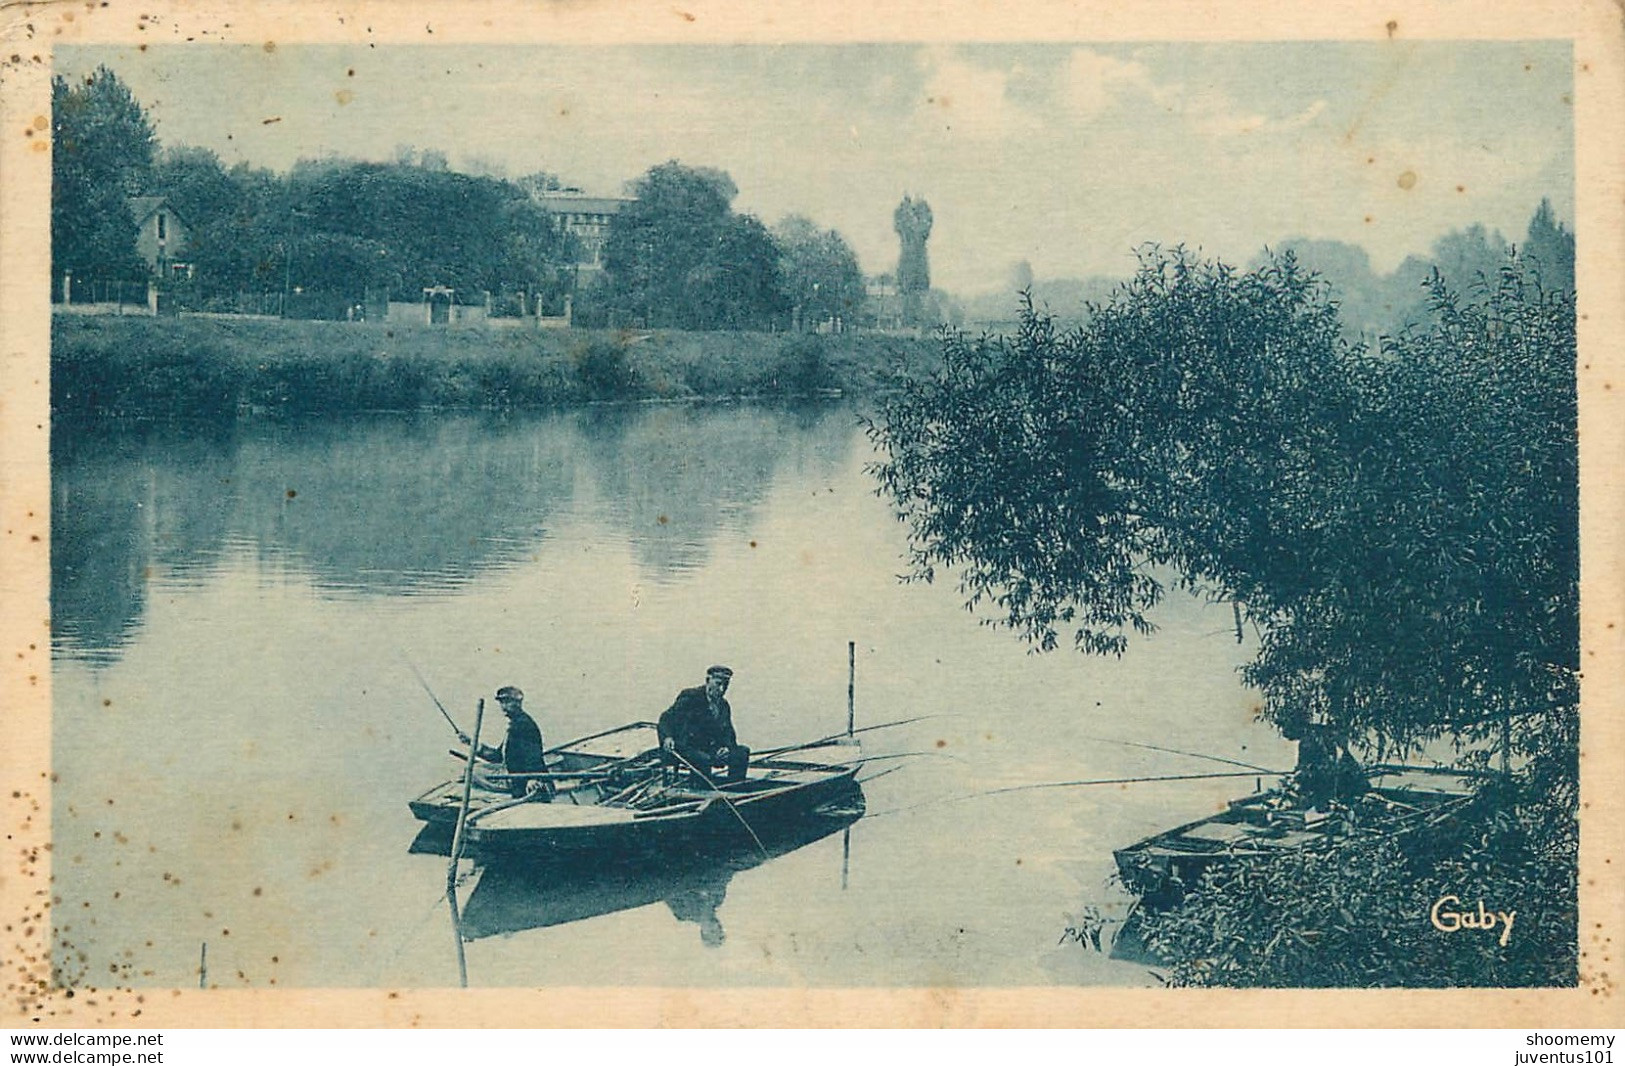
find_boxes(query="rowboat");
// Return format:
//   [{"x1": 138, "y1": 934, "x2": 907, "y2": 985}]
[
  {"x1": 408, "y1": 720, "x2": 863, "y2": 858},
  {"x1": 456, "y1": 798, "x2": 864, "y2": 941},
  {"x1": 1113, "y1": 764, "x2": 1482, "y2": 912}
]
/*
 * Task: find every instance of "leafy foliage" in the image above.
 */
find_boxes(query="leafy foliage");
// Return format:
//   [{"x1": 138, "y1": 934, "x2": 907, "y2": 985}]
[
  {"x1": 872, "y1": 246, "x2": 1576, "y2": 753},
  {"x1": 601, "y1": 161, "x2": 789, "y2": 330},
  {"x1": 871, "y1": 245, "x2": 1578, "y2": 985},
  {"x1": 51, "y1": 66, "x2": 156, "y2": 281},
  {"x1": 1138, "y1": 771, "x2": 1577, "y2": 987},
  {"x1": 774, "y1": 215, "x2": 867, "y2": 329}
]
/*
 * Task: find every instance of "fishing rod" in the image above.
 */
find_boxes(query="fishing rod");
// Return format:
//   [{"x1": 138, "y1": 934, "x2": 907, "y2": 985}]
[
  {"x1": 979, "y1": 768, "x2": 1281, "y2": 798},
  {"x1": 406, "y1": 659, "x2": 463, "y2": 737},
  {"x1": 856, "y1": 765, "x2": 905, "y2": 786},
  {"x1": 867, "y1": 768, "x2": 1284, "y2": 820},
  {"x1": 1082, "y1": 734, "x2": 1278, "y2": 775},
  {"x1": 668, "y1": 747, "x2": 769, "y2": 859},
  {"x1": 753, "y1": 714, "x2": 946, "y2": 760}
]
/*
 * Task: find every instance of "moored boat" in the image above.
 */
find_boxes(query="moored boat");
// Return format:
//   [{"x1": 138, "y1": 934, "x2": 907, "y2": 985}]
[{"x1": 1113, "y1": 764, "x2": 1483, "y2": 911}]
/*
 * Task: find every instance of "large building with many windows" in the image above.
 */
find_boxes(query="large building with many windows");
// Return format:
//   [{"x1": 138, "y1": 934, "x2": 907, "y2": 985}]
[{"x1": 531, "y1": 191, "x2": 633, "y2": 280}]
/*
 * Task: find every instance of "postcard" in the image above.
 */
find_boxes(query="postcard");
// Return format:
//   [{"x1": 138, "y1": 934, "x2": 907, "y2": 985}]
[{"x1": 2, "y1": 0, "x2": 1620, "y2": 1028}]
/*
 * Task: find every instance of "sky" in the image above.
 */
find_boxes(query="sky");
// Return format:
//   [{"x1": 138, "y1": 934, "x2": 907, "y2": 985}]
[{"x1": 59, "y1": 42, "x2": 1574, "y2": 295}]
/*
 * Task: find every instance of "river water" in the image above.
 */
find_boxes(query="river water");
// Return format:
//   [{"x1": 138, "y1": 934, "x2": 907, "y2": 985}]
[{"x1": 51, "y1": 400, "x2": 1288, "y2": 988}]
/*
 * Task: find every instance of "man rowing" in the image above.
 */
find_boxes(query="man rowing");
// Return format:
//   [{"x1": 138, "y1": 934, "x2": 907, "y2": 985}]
[
  {"x1": 658, "y1": 665, "x2": 750, "y2": 785},
  {"x1": 457, "y1": 685, "x2": 550, "y2": 799}
]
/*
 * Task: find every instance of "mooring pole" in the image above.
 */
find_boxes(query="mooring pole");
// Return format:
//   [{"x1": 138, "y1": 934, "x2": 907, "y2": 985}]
[
  {"x1": 847, "y1": 641, "x2": 856, "y2": 737},
  {"x1": 446, "y1": 697, "x2": 485, "y2": 988}
]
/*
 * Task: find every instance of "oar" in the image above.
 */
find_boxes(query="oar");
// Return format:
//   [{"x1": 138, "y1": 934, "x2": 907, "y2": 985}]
[
  {"x1": 542, "y1": 721, "x2": 660, "y2": 757},
  {"x1": 752, "y1": 714, "x2": 945, "y2": 760}
]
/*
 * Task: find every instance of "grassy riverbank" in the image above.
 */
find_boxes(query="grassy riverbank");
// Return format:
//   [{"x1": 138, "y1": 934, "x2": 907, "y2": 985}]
[{"x1": 51, "y1": 314, "x2": 943, "y2": 418}]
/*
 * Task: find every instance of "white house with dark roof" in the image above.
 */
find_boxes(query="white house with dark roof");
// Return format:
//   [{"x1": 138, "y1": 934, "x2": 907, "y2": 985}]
[{"x1": 127, "y1": 196, "x2": 194, "y2": 279}]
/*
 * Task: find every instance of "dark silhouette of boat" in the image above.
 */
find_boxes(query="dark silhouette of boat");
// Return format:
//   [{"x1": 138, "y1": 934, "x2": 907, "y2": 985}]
[
  {"x1": 454, "y1": 787, "x2": 864, "y2": 943},
  {"x1": 1113, "y1": 764, "x2": 1481, "y2": 912}
]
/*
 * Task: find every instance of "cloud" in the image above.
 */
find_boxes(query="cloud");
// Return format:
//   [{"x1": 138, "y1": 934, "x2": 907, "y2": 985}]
[
  {"x1": 914, "y1": 47, "x2": 1040, "y2": 139},
  {"x1": 1060, "y1": 49, "x2": 1164, "y2": 117},
  {"x1": 1193, "y1": 96, "x2": 1329, "y2": 138}
]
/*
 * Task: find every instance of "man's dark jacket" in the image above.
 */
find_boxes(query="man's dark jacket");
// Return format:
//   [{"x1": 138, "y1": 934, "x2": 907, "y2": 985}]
[
  {"x1": 478, "y1": 709, "x2": 545, "y2": 795},
  {"x1": 657, "y1": 686, "x2": 737, "y2": 757}
]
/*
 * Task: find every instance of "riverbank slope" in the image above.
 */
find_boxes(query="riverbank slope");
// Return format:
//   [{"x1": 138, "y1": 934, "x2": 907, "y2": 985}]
[{"x1": 51, "y1": 314, "x2": 943, "y2": 418}]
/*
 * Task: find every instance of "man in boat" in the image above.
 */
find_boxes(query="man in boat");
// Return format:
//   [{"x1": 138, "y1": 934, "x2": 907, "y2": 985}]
[
  {"x1": 457, "y1": 685, "x2": 550, "y2": 800},
  {"x1": 658, "y1": 665, "x2": 750, "y2": 785},
  {"x1": 1279, "y1": 706, "x2": 1367, "y2": 811}
]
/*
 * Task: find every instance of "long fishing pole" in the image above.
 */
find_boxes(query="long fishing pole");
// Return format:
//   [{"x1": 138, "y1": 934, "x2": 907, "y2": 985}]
[
  {"x1": 668, "y1": 747, "x2": 769, "y2": 859},
  {"x1": 753, "y1": 714, "x2": 945, "y2": 760},
  {"x1": 1082, "y1": 734, "x2": 1278, "y2": 774},
  {"x1": 406, "y1": 659, "x2": 463, "y2": 737},
  {"x1": 979, "y1": 768, "x2": 1280, "y2": 798},
  {"x1": 867, "y1": 768, "x2": 1283, "y2": 820}
]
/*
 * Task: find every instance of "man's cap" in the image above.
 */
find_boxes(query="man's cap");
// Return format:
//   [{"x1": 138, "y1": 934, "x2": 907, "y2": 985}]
[
  {"x1": 496, "y1": 685, "x2": 524, "y2": 701},
  {"x1": 706, "y1": 665, "x2": 733, "y2": 680}
]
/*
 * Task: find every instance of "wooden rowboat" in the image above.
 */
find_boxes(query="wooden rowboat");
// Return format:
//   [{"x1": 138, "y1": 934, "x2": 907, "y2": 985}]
[
  {"x1": 409, "y1": 721, "x2": 863, "y2": 858},
  {"x1": 1113, "y1": 764, "x2": 1482, "y2": 911},
  {"x1": 408, "y1": 721, "x2": 665, "y2": 830}
]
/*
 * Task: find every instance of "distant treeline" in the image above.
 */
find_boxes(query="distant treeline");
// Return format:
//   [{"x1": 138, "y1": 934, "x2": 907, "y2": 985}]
[
  {"x1": 53, "y1": 67, "x2": 869, "y2": 331},
  {"x1": 957, "y1": 202, "x2": 1575, "y2": 336},
  {"x1": 50, "y1": 315, "x2": 940, "y2": 419},
  {"x1": 1257, "y1": 201, "x2": 1574, "y2": 338}
]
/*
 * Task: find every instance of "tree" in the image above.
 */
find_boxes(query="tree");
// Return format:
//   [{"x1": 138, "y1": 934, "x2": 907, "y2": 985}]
[
  {"x1": 272, "y1": 159, "x2": 570, "y2": 302},
  {"x1": 146, "y1": 145, "x2": 250, "y2": 293},
  {"x1": 1523, "y1": 198, "x2": 1575, "y2": 294},
  {"x1": 150, "y1": 145, "x2": 238, "y2": 226},
  {"x1": 602, "y1": 161, "x2": 787, "y2": 330},
  {"x1": 52, "y1": 66, "x2": 157, "y2": 285},
  {"x1": 870, "y1": 247, "x2": 1578, "y2": 984},
  {"x1": 774, "y1": 215, "x2": 867, "y2": 330},
  {"x1": 893, "y1": 195, "x2": 933, "y2": 326},
  {"x1": 872, "y1": 247, "x2": 1576, "y2": 755}
]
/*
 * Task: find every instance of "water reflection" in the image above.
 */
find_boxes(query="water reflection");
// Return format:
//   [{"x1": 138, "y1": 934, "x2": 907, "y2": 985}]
[
  {"x1": 574, "y1": 403, "x2": 855, "y2": 580},
  {"x1": 455, "y1": 792, "x2": 864, "y2": 946},
  {"x1": 50, "y1": 402, "x2": 857, "y2": 662}
]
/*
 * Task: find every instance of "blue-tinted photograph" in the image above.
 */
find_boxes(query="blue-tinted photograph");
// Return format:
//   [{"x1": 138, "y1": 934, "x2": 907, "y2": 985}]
[{"x1": 46, "y1": 40, "x2": 1576, "y2": 992}]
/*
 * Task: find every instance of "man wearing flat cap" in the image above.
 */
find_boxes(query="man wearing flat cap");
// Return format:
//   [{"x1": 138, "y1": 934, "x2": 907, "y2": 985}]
[
  {"x1": 658, "y1": 665, "x2": 750, "y2": 784},
  {"x1": 458, "y1": 685, "x2": 549, "y2": 799}
]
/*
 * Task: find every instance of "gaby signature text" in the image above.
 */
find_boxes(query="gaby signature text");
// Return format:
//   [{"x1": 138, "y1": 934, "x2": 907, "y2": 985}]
[{"x1": 1430, "y1": 894, "x2": 1515, "y2": 946}]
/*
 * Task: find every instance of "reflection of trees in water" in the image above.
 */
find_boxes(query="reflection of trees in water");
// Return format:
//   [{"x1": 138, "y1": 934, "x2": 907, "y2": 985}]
[
  {"x1": 52, "y1": 421, "x2": 239, "y2": 661},
  {"x1": 51, "y1": 402, "x2": 858, "y2": 661},
  {"x1": 576, "y1": 402, "x2": 855, "y2": 581},
  {"x1": 224, "y1": 413, "x2": 578, "y2": 594}
]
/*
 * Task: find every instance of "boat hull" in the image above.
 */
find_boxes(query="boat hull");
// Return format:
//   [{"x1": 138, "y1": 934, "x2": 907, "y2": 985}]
[
  {"x1": 1113, "y1": 764, "x2": 1481, "y2": 912},
  {"x1": 464, "y1": 759, "x2": 862, "y2": 857},
  {"x1": 410, "y1": 721, "x2": 864, "y2": 861}
]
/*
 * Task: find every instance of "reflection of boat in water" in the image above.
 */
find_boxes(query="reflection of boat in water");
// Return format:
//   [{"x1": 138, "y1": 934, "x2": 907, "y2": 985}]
[
  {"x1": 456, "y1": 787, "x2": 865, "y2": 944},
  {"x1": 1113, "y1": 764, "x2": 1481, "y2": 913},
  {"x1": 409, "y1": 721, "x2": 863, "y2": 859}
]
